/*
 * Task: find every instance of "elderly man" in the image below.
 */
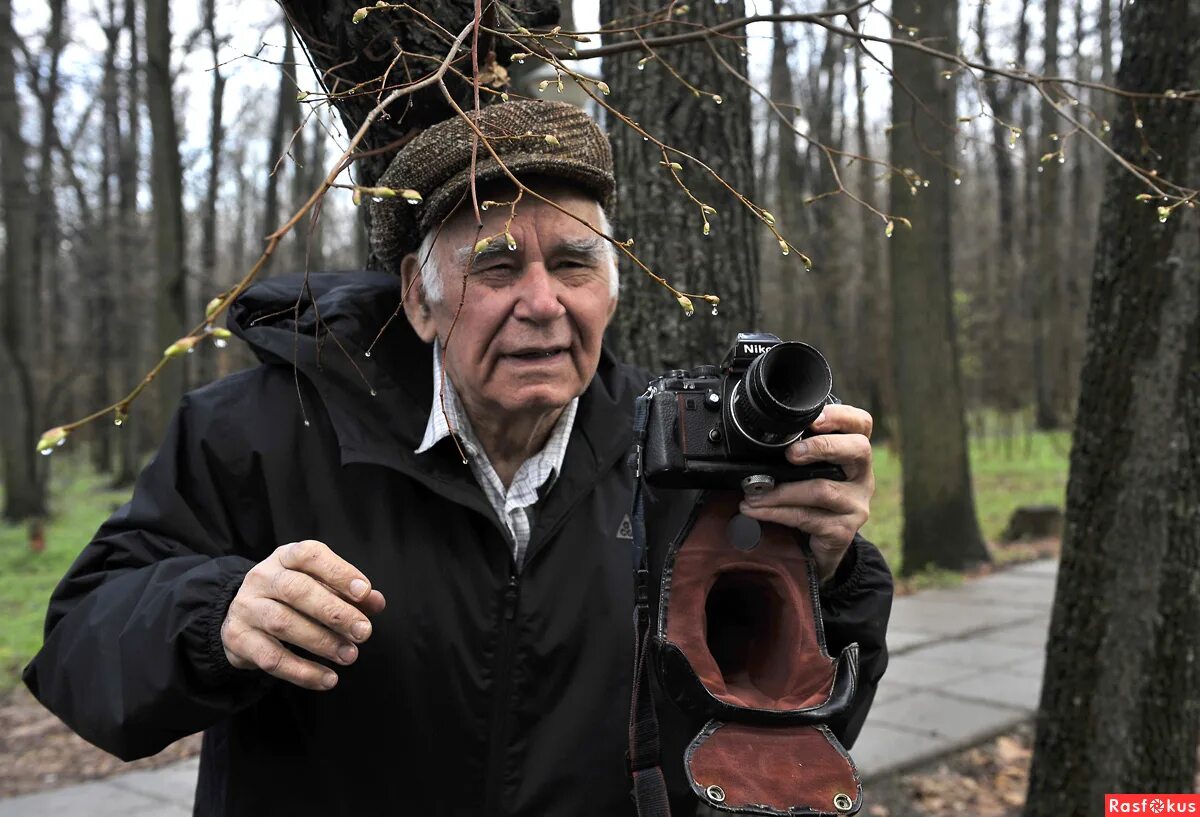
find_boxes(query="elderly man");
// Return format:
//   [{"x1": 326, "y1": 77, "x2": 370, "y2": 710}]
[{"x1": 23, "y1": 101, "x2": 891, "y2": 816}]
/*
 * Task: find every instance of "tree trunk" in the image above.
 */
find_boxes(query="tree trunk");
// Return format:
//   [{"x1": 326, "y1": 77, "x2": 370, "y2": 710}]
[
  {"x1": 853, "y1": 31, "x2": 891, "y2": 442},
  {"x1": 600, "y1": 0, "x2": 759, "y2": 372},
  {"x1": 197, "y1": 0, "x2": 225, "y2": 385},
  {"x1": 113, "y1": 0, "x2": 143, "y2": 487},
  {"x1": 761, "y1": 0, "x2": 808, "y2": 345},
  {"x1": 1099, "y1": 0, "x2": 1114, "y2": 90},
  {"x1": 33, "y1": 0, "x2": 65, "y2": 388},
  {"x1": 1033, "y1": 0, "x2": 1064, "y2": 430},
  {"x1": 279, "y1": 0, "x2": 559, "y2": 267},
  {"x1": 1023, "y1": 1, "x2": 1200, "y2": 811},
  {"x1": 0, "y1": 0, "x2": 47, "y2": 520},
  {"x1": 888, "y1": 0, "x2": 989, "y2": 574},
  {"x1": 1064, "y1": 0, "x2": 1092, "y2": 421},
  {"x1": 144, "y1": 0, "x2": 187, "y2": 436},
  {"x1": 976, "y1": 0, "x2": 1027, "y2": 421},
  {"x1": 92, "y1": 0, "x2": 123, "y2": 475},
  {"x1": 263, "y1": 22, "x2": 297, "y2": 275},
  {"x1": 805, "y1": 4, "x2": 846, "y2": 384}
]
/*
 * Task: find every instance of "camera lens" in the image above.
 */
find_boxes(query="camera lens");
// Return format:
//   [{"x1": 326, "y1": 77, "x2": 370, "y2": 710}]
[{"x1": 730, "y1": 342, "x2": 831, "y2": 447}]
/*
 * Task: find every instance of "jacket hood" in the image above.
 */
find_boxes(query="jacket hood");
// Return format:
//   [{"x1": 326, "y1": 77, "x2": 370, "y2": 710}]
[{"x1": 225, "y1": 270, "x2": 638, "y2": 481}]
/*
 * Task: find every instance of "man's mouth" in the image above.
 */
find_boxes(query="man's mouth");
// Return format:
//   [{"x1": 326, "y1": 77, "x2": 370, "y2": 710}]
[{"x1": 507, "y1": 347, "x2": 568, "y2": 360}]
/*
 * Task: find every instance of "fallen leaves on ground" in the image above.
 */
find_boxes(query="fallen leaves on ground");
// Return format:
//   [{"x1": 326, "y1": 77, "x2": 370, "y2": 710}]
[
  {"x1": 0, "y1": 685, "x2": 200, "y2": 798},
  {"x1": 865, "y1": 724, "x2": 1035, "y2": 817}
]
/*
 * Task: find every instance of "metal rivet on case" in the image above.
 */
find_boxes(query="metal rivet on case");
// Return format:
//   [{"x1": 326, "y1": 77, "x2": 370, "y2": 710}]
[
  {"x1": 833, "y1": 792, "x2": 853, "y2": 812},
  {"x1": 706, "y1": 785, "x2": 726, "y2": 803}
]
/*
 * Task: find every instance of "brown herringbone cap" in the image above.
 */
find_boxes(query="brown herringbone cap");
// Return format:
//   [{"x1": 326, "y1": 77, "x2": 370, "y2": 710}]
[{"x1": 370, "y1": 100, "x2": 615, "y2": 272}]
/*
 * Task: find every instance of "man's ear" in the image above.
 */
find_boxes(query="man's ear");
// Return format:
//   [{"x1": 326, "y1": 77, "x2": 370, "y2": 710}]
[{"x1": 400, "y1": 252, "x2": 437, "y2": 343}]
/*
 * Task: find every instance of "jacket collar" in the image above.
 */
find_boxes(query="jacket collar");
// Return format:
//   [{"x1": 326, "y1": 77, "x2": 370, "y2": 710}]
[{"x1": 227, "y1": 271, "x2": 638, "y2": 539}]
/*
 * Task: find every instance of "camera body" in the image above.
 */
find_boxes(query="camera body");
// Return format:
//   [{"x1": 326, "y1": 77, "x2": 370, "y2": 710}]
[{"x1": 641, "y1": 333, "x2": 845, "y2": 489}]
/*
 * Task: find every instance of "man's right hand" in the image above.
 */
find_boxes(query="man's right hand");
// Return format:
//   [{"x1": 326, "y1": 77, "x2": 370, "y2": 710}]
[{"x1": 220, "y1": 540, "x2": 387, "y2": 691}]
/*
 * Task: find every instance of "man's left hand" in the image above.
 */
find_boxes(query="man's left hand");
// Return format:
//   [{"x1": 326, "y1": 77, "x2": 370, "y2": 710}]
[{"x1": 737, "y1": 404, "x2": 875, "y2": 584}]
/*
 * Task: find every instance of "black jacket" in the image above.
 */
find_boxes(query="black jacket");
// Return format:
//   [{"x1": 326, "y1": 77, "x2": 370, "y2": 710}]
[{"x1": 22, "y1": 271, "x2": 892, "y2": 817}]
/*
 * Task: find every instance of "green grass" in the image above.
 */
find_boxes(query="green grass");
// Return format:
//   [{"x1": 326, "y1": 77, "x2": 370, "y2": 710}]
[
  {"x1": 861, "y1": 429, "x2": 1071, "y2": 577},
  {"x1": 0, "y1": 460, "x2": 132, "y2": 695},
  {"x1": 0, "y1": 428, "x2": 1070, "y2": 692}
]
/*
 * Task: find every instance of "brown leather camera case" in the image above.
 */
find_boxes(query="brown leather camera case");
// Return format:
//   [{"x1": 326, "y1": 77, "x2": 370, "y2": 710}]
[{"x1": 655, "y1": 492, "x2": 862, "y2": 816}]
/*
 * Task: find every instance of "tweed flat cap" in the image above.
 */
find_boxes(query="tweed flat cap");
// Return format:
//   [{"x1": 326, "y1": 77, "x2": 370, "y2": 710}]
[{"x1": 370, "y1": 100, "x2": 615, "y2": 273}]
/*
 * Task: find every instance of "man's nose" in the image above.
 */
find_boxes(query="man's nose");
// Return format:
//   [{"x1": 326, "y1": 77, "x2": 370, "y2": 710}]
[{"x1": 513, "y1": 264, "x2": 566, "y2": 323}]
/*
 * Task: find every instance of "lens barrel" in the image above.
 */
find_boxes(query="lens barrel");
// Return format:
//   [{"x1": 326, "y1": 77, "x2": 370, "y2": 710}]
[{"x1": 730, "y1": 342, "x2": 832, "y2": 447}]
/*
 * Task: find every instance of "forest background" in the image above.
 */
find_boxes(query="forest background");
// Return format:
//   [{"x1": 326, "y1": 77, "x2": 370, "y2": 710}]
[{"x1": 0, "y1": 0, "x2": 1196, "y2": 814}]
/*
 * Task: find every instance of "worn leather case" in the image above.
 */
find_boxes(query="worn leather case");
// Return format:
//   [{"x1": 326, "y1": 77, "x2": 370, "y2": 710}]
[{"x1": 655, "y1": 492, "x2": 863, "y2": 815}]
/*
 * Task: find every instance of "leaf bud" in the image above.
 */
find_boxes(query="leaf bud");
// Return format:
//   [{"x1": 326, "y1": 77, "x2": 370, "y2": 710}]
[
  {"x1": 163, "y1": 336, "x2": 199, "y2": 358},
  {"x1": 36, "y1": 427, "x2": 68, "y2": 453}
]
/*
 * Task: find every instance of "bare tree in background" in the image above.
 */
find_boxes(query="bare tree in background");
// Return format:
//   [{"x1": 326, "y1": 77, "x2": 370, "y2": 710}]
[
  {"x1": 113, "y1": 0, "x2": 146, "y2": 487},
  {"x1": 91, "y1": 0, "x2": 124, "y2": 475},
  {"x1": 852, "y1": 25, "x2": 891, "y2": 443},
  {"x1": 1033, "y1": 0, "x2": 1064, "y2": 430},
  {"x1": 759, "y1": 0, "x2": 803, "y2": 338},
  {"x1": 889, "y1": 0, "x2": 989, "y2": 573},
  {"x1": 264, "y1": 23, "x2": 299, "y2": 276},
  {"x1": 1024, "y1": 0, "x2": 1200, "y2": 810},
  {"x1": 0, "y1": 0, "x2": 47, "y2": 520},
  {"x1": 196, "y1": 0, "x2": 226, "y2": 385},
  {"x1": 144, "y1": 0, "x2": 187, "y2": 436}
]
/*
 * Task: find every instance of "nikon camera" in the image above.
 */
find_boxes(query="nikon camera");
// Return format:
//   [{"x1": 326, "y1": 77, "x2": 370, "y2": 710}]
[{"x1": 641, "y1": 333, "x2": 845, "y2": 490}]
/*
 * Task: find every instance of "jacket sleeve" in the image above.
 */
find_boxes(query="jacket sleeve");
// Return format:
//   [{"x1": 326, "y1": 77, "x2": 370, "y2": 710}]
[
  {"x1": 21, "y1": 392, "x2": 277, "y2": 761},
  {"x1": 819, "y1": 532, "x2": 893, "y2": 748}
]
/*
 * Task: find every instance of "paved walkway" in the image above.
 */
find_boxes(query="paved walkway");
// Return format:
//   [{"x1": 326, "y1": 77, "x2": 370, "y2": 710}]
[{"x1": 0, "y1": 559, "x2": 1057, "y2": 815}]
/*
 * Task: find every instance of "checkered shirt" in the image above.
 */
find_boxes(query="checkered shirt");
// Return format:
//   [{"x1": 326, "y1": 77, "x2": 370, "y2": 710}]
[{"x1": 415, "y1": 340, "x2": 577, "y2": 571}]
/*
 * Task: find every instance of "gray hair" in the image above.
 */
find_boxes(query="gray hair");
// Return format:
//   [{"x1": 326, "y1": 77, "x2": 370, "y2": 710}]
[{"x1": 417, "y1": 208, "x2": 620, "y2": 304}]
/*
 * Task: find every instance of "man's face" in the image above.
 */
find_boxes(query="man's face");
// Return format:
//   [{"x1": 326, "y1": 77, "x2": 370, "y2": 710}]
[{"x1": 403, "y1": 185, "x2": 618, "y2": 423}]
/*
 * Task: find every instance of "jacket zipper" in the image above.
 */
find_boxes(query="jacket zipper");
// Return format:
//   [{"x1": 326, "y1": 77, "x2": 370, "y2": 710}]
[{"x1": 482, "y1": 572, "x2": 521, "y2": 815}]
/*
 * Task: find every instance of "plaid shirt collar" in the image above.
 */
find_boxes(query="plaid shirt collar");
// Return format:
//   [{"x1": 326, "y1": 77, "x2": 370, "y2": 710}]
[{"x1": 415, "y1": 341, "x2": 577, "y2": 555}]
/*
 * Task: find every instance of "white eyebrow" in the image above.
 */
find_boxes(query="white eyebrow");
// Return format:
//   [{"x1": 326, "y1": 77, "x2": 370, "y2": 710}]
[
  {"x1": 450, "y1": 235, "x2": 608, "y2": 269},
  {"x1": 553, "y1": 237, "x2": 607, "y2": 259}
]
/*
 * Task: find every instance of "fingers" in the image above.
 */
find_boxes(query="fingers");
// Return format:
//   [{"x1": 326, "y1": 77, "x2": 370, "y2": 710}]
[
  {"x1": 810, "y1": 404, "x2": 873, "y2": 438},
  {"x1": 737, "y1": 502, "x2": 859, "y2": 556},
  {"x1": 276, "y1": 540, "x2": 375, "y2": 604},
  {"x1": 743, "y1": 478, "x2": 865, "y2": 518},
  {"x1": 221, "y1": 621, "x2": 340, "y2": 691},
  {"x1": 262, "y1": 567, "x2": 375, "y2": 645},
  {"x1": 359, "y1": 588, "x2": 387, "y2": 616},
  {"x1": 788, "y1": 431, "x2": 873, "y2": 483},
  {"x1": 248, "y1": 596, "x2": 361, "y2": 667}
]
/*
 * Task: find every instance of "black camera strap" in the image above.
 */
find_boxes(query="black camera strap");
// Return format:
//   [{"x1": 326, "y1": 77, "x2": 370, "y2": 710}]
[{"x1": 627, "y1": 390, "x2": 671, "y2": 817}]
